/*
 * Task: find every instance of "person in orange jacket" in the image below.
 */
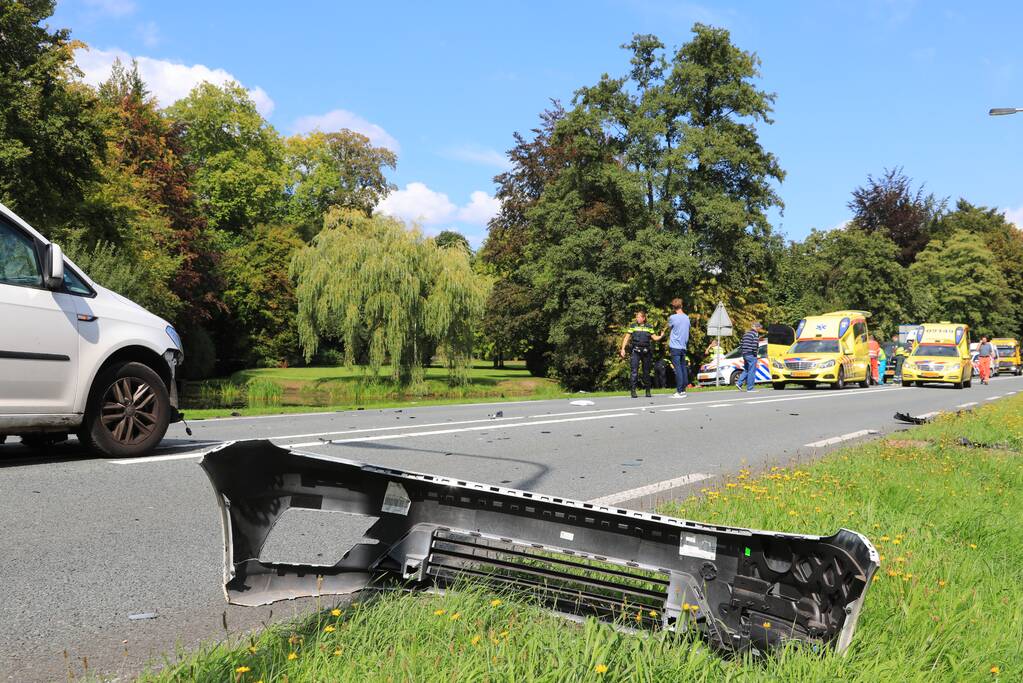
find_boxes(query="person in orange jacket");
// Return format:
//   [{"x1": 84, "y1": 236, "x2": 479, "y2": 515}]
[{"x1": 867, "y1": 335, "x2": 881, "y2": 384}]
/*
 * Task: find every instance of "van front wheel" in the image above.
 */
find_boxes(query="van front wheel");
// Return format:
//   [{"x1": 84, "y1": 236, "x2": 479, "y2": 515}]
[
  {"x1": 85, "y1": 362, "x2": 170, "y2": 458},
  {"x1": 832, "y1": 367, "x2": 846, "y2": 390}
]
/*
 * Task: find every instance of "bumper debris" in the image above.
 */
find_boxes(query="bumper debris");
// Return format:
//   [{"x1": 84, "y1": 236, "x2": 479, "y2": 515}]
[{"x1": 200, "y1": 440, "x2": 878, "y2": 655}]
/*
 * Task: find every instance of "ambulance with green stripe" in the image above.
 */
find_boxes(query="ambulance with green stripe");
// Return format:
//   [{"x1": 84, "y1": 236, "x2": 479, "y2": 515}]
[
  {"x1": 901, "y1": 323, "x2": 972, "y2": 388},
  {"x1": 770, "y1": 310, "x2": 872, "y2": 390}
]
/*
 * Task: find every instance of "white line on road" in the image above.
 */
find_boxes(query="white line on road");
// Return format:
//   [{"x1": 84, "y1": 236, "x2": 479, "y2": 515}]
[
  {"x1": 660, "y1": 407, "x2": 691, "y2": 412},
  {"x1": 254, "y1": 416, "x2": 527, "y2": 441},
  {"x1": 588, "y1": 473, "x2": 712, "y2": 506},
  {"x1": 112, "y1": 412, "x2": 641, "y2": 464},
  {"x1": 915, "y1": 411, "x2": 940, "y2": 420},
  {"x1": 288, "y1": 413, "x2": 638, "y2": 448},
  {"x1": 956, "y1": 402, "x2": 979, "y2": 408},
  {"x1": 985, "y1": 396, "x2": 1002, "y2": 401},
  {"x1": 746, "y1": 386, "x2": 893, "y2": 406},
  {"x1": 709, "y1": 403, "x2": 731, "y2": 408},
  {"x1": 804, "y1": 429, "x2": 879, "y2": 449}
]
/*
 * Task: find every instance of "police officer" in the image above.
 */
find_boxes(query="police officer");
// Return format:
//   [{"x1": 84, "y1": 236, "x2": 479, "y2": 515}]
[{"x1": 619, "y1": 310, "x2": 666, "y2": 398}]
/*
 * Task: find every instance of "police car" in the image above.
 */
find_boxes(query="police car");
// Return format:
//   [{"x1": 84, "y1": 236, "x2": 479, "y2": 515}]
[{"x1": 697, "y1": 341, "x2": 770, "y2": 386}]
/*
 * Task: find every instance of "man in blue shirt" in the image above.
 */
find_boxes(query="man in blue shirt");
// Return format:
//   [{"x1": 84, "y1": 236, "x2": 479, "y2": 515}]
[
  {"x1": 667, "y1": 298, "x2": 691, "y2": 398},
  {"x1": 736, "y1": 322, "x2": 763, "y2": 392}
]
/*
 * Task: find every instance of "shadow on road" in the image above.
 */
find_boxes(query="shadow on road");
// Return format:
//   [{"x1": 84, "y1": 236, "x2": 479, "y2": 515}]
[
  {"x1": 325, "y1": 440, "x2": 553, "y2": 490},
  {"x1": 0, "y1": 438, "x2": 216, "y2": 468}
]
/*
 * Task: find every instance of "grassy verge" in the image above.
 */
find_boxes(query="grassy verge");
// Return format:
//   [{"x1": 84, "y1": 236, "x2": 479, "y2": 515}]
[
  {"x1": 182, "y1": 362, "x2": 735, "y2": 420},
  {"x1": 142, "y1": 398, "x2": 1022, "y2": 682}
]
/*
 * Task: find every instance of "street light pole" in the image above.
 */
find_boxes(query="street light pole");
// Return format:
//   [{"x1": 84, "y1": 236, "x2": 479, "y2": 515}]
[{"x1": 989, "y1": 108, "x2": 1023, "y2": 116}]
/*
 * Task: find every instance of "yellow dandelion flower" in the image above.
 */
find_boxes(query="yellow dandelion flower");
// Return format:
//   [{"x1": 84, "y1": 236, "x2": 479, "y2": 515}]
[
  {"x1": 324, "y1": 625, "x2": 335, "y2": 633},
  {"x1": 471, "y1": 635, "x2": 481, "y2": 646},
  {"x1": 990, "y1": 665, "x2": 1000, "y2": 675},
  {"x1": 333, "y1": 649, "x2": 342, "y2": 657},
  {"x1": 762, "y1": 621, "x2": 771, "y2": 629},
  {"x1": 969, "y1": 543, "x2": 978, "y2": 549},
  {"x1": 247, "y1": 646, "x2": 258, "y2": 654},
  {"x1": 595, "y1": 664, "x2": 609, "y2": 674},
  {"x1": 450, "y1": 612, "x2": 461, "y2": 621},
  {"x1": 490, "y1": 599, "x2": 502, "y2": 607},
  {"x1": 434, "y1": 609, "x2": 446, "y2": 616},
  {"x1": 892, "y1": 539, "x2": 902, "y2": 545},
  {"x1": 938, "y1": 580, "x2": 947, "y2": 587},
  {"x1": 649, "y1": 610, "x2": 658, "y2": 617},
  {"x1": 500, "y1": 630, "x2": 509, "y2": 638},
  {"x1": 634, "y1": 612, "x2": 643, "y2": 622},
  {"x1": 287, "y1": 652, "x2": 298, "y2": 661},
  {"x1": 235, "y1": 666, "x2": 251, "y2": 673},
  {"x1": 682, "y1": 602, "x2": 690, "y2": 611},
  {"x1": 330, "y1": 608, "x2": 342, "y2": 617}
]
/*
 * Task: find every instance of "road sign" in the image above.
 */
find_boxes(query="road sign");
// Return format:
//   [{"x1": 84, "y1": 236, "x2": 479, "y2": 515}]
[{"x1": 707, "y1": 302, "x2": 733, "y2": 337}]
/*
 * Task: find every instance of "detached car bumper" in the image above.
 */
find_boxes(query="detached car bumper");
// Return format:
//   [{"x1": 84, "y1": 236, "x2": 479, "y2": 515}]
[{"x1": 200, "y1": 440, "x2": 879, "y2": 656}]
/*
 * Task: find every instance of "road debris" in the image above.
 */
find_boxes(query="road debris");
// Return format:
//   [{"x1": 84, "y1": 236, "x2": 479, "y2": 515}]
[
  {"x1": 200, "y1": 440, "x2": 879, "y2": 656},
  {"x1": 127, "y1": 612, "x2": 158, "y2": 621}
]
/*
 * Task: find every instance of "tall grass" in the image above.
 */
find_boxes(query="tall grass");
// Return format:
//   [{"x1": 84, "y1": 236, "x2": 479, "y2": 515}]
[{"x1": 139, "y1": 397, "x2": 1023, "y2": 682}]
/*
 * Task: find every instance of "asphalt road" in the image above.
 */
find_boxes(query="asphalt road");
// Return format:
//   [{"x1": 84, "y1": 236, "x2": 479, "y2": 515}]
[{"x1": 3, "y1": 375, "x2": 1022, "y2": 680}]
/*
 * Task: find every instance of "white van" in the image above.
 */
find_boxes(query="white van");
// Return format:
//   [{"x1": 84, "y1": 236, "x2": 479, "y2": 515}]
[{"x1": 0, "y1": 202, "x2": 184, "y2": 457}]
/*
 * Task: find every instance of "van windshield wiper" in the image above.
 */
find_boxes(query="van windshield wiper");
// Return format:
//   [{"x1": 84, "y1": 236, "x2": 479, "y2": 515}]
[{"x1": 200, "y1": 440, "x2": 879, "y2": 656}]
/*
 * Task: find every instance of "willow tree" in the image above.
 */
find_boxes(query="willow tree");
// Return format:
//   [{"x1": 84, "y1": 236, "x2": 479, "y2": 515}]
[{"x1": 291, "y1": 209, "x2": 490, "y2": 385}]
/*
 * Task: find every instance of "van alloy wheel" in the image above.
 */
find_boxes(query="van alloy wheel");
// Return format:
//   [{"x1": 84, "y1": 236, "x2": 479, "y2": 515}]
[
  {"x1": 86, "y1": 361, "x2": 170, "y2": 457},
  {"x1": 101, "y1": 377, "x2": 160, "y2": 445}
]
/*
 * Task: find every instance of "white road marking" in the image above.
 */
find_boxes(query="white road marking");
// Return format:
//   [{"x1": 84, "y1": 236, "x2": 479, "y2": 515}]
[
  {"x1": 746, "y1": 386, "x2": 893, "y2": 405},
  {"x1": 289, "y1": 413, "x2": 638, "y2": 448},
  {"x1": 709, "y1": 403, "x2": 731, "y2": 408},
  {"x1": 661, "y1": 407, "x2": 691, "y2": 413},
  {"x1": 110, "y1": 448, "x2": 217, "y2": 465},
  {"x1": 985, "y1": 396, "x2": 1001, "y2": 401},
  {"x1": 956, "y1": 402, "x2": 978, "y2": 408},
  {"x1": 255, "y1": 416, "x2": 527, "y2": 441},
  {"x1": 914, "y1": 411, "x2": 940, "y2": 420},
  {"x1": 588, "y1": 473, "x2": 712, "y2": 506},
  {"x1": 804, "y1": 429, "x2": 878, "y2": 448}
]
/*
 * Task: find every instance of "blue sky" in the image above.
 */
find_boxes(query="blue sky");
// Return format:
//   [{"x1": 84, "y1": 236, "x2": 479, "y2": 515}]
[{"x1": 57, "y1": 0, "x2": 1023, "y2": 245}]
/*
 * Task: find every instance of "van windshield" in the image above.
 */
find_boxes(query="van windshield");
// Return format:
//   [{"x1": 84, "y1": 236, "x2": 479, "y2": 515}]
[
  {"x1": 996, "y1": 345, "x2": 1016, "y2": 355},
  {"x1": 790, "y1": 340, "x2": 839, "y2": 354},
  {"x1": 914, "y1": 344, "x2": 959, "y2": 357}
]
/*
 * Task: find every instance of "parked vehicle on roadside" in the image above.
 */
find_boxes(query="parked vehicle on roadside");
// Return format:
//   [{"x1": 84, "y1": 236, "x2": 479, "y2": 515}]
[
  {"x1": 991, "y1": 337, "x2": 1022, "y2": 376},
  {"x1": 901, "y1": 323, "x2": 972, "y2": 389},
  {"x1": 771, "y1": 311, "x2": 872, "y2": 390},
  {"x1": 696, "y1": 341, "x2": 769, "y2": 386},
  {"x1": 0, "y1": 202, "x2": 184, "y2": 457}
]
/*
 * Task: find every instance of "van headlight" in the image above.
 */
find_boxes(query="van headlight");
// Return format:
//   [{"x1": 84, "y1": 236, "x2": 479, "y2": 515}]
[
  {"x1": 948, "y1": 363, "x2": 960, "y2": 371},
  {"x1": 818, "y1": 359, "x2": 836, "y2": 369},
  {"x1": 772, "y1": 359, "x2": 785, "y2": 369},
  {"x1": 166, "y1": 325, "x2": 183, "y2": 351}
]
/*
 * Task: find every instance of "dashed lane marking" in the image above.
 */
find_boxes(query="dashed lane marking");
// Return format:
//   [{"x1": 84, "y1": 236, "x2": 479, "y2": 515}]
[
  {"x1": 804, "y1": 429, "x2": 879, "y2": 448},
  {"x1": 588, "y1": 473, "x2": 712, "y2": 506},
  {"x1": 956, "y1": 402, "x2": 979, "y2": 408}
]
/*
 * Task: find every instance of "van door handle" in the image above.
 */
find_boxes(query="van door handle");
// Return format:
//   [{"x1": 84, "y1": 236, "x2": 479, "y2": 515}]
[{"x1": 77, "y1": 314, "x2": 98, "y2": 322}]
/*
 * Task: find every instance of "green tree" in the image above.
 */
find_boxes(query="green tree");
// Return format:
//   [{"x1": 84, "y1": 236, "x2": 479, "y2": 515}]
[
  {"x1": 434, "y1": 230, "x2": 471, "y2": 253},
  {"x1": 285, "y1": 130, "x2": 396, "y2": 237},
  {"x1": 768, "y1": 228, "x2": 913, "y2": 337},
  {"x1": 933, "y1": 199, "x2": 1023, "y2": 337},
  {"x1": 848, "y1": 168, "x2": 945, "y2": 266},
  {"x1": 291, "y1": 210, "x2": 491, "y2": 385},
  {"x1": 166, "y1": 83, "x2": 286, "y2": 233},
  {"x1": 222, "y1": 223, "x2": 304, "y2": 366},
  {"x1": 0, "y1": 0, "x2": 106, "y2": 230},
  {"x1": 909, "y1": 230, "x2": 1012, "y2": 334}
]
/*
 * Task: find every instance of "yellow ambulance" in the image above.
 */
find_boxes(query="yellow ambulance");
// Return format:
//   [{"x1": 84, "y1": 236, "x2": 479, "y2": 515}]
[
  {"x1": 992, "y1": 337, "x2": 1022, "y2": 376},
  {"x1": 901, "y1": 323, "x2": 972, "y2": 388},
  {"x1": 771, "y1": 310, "x2": 872, "y2": 390}
]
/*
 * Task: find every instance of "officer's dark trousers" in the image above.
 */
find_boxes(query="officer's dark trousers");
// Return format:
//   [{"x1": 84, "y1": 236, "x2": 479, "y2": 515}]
[{"x1": 630, "y1": 347, "x2": 652, "y2": 391}]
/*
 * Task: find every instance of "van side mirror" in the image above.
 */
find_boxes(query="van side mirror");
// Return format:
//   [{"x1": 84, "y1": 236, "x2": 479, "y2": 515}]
[{"x1": 44, "y1": 243, "x2": 64, "y2": 289}]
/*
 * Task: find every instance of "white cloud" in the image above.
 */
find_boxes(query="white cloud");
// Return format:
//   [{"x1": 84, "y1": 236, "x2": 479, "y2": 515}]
[
  {"x1": 443, "y1": 144, "x2": 510, "y2": 169},
  {"x1": 74, "y1": 46, "x2": 275, "y2": 116},
  {"x1": 84, "y1": 0, "x2": 136, "y2": 16},
  {"x1": 377, "y1": 183, "x2": 501, "y2": 228},
  {"x1": 377, "y1": 182, "x2": 457, "y2": 225},
  {"x1": 457, "y1": 190, "x2": 502, "y2": 225},
  {"x1": 1003, "y1": 206, "x2": 1023, "y2": 229},
  {"x1": 135, "y1": 21, "x2": 160, "y2": 48},
  {"x1": 292, "y1": 109, "x2": 400, "y2": 152}
]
